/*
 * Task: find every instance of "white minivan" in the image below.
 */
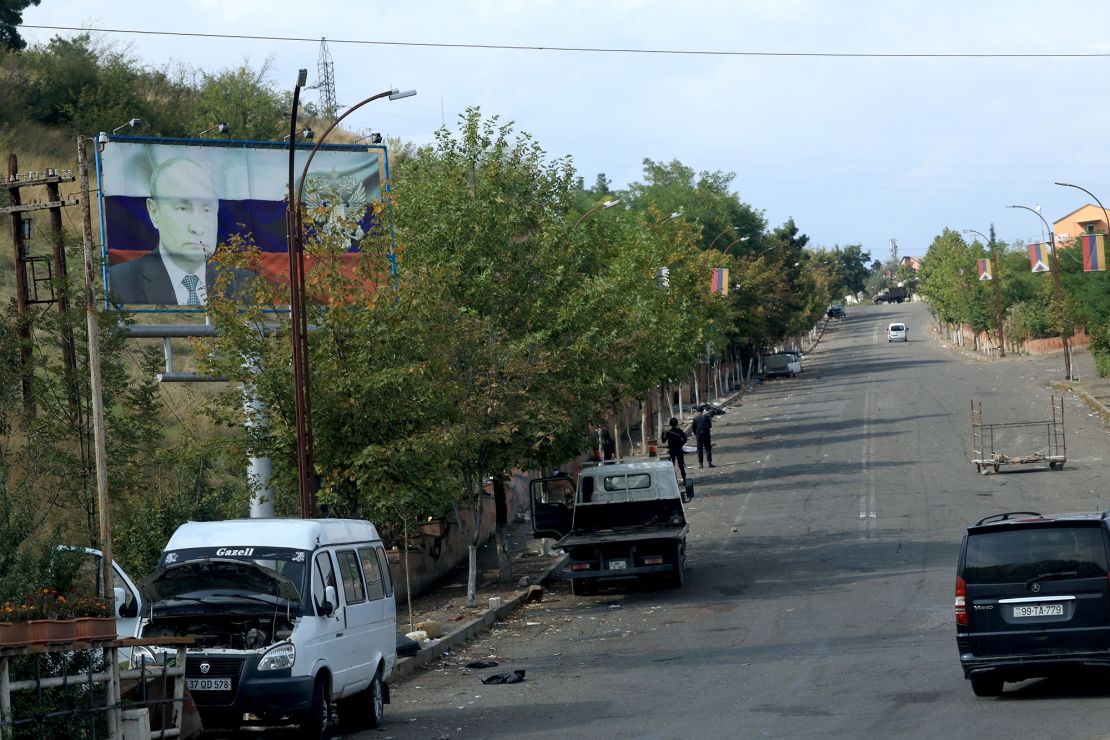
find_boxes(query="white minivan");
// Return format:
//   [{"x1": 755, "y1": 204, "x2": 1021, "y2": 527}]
[
  {"x1": 888, "y1": 322, "x2": 908, "y2": 342},
  {"x1": 138, "y1": 519, "x2": 396, "y2": 737}
]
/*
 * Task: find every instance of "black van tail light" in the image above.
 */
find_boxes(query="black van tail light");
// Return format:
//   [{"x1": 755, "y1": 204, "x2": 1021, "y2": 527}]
[{"x1": 955, "y1": 576, "x2": 968, "y2": 626}]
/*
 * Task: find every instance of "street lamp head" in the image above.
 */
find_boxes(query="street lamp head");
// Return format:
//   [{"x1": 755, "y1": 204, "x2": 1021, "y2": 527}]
[
  {"x1": 669, "y1": 211, "x2": 682, "y2": 219},
  {"x1": 296, "y1": 68, "x2": 308, "y2": 87},
  {"x1": 198, "y1": 122, "x2": 231, "y2": 137},
  {"x1": 111, "y1": 118, "x2": 143, "y2": 135},
  {"x1": 603, "y1": 199, "x2": 620, "y2": 208},
  {"x1": 389, "y1": 89, "x2": 417, "y2": 101}
]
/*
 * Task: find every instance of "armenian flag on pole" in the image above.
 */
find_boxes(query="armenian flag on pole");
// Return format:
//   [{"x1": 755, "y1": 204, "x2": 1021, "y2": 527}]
[
  {"x1": 1081, "y1": 233, "x2": 1106, "y2": 272},
  {"x1": 1028, "y1": 243, "x2": 1051, "y2": 273},
  {"x1": 977, "y1": 259, "x2": 992, "y2": 281},
  {"x1": 710, "y1": 268, "x2": 730, "y2": 295}
]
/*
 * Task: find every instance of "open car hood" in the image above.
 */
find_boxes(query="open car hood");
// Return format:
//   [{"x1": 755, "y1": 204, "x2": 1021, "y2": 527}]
[{"x1": 140, "y1": 558, "x2": 301, "y2": 604}]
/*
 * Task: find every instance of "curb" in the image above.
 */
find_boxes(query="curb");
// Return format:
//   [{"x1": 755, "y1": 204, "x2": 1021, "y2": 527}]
[
  {"x1": 1054, "y1": 381, "x2": 1110, "y2": 421},
  {"x1": 389, "y1": 554, "x2": 569, "y2": 683}
]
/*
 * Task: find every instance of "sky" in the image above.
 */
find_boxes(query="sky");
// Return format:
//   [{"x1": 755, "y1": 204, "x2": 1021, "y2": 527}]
[{"x1": 19, "y1": 0, "x2": 1110, "y2": 262}]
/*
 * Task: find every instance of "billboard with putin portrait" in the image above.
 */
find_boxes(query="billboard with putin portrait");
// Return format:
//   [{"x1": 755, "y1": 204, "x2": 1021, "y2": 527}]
[{"x1": 97, "y1": 137, "x2": 388, "y2": 308}]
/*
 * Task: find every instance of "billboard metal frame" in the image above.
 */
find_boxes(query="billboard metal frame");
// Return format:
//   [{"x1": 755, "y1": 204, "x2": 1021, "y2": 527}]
[{"x1": 95, "y1": 134, "x2": 393, "y2": 313}]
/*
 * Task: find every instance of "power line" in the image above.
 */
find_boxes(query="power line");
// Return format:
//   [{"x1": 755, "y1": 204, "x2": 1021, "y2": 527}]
[{"x1": 19, "y1": 24, "x2": 1110, "y2": 58}]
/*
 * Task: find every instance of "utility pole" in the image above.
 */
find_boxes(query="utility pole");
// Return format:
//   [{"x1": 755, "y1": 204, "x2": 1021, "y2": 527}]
[
  {"x1": 3, "y1": 155, "x2": 78, "y2": 415},
  {"x1": 78, "y1": 134, "x2": 119, "y2": 738},
  {"x1": 5, "y1": 153, "x2": 33, "y2": 415}
]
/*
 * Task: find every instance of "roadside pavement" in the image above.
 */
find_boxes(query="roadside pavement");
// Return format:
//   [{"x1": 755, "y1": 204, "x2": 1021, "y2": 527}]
[{"x1": 927, "y1": 322, "x2": 1110, "y2": 418}]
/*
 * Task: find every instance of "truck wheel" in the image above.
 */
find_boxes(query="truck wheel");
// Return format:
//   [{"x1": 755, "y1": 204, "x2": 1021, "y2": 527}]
[
  {"x1": 299, "y1": 677, "x2": 329, "y2": 740},
  {"x1": 670, "y1": 544, "x2": 685, "y2": 588},
  {"x1": 571, "y1": 578, "x2": 595, "y2": 596}
]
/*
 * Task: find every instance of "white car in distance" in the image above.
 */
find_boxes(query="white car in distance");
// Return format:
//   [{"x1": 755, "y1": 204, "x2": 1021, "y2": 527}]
[{"x1": 888, "y1": 322, "x2": 908, "y2": 342}]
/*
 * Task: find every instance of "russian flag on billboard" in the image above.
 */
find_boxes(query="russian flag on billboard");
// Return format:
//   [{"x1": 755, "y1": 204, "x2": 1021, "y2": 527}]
[
  {"x1": 710, "y1": 268, "x2": 730, "y2": 295},
  {"x1": 977, "y1": 259, "x2": 992, "y2": 281},
  {"x1": 97, "y1": 138, "x2": 387, "y2": 307},
  {"x1": 1028, "y1": 243, "x2": 1051, "y2": 273},
  {"x1": 1081, "y1": 233, "x2": 1106, "y2": 272}
]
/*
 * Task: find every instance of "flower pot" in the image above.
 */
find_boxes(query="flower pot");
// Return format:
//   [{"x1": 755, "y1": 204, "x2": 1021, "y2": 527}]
[
  {"x1": 28, "y1": 619, "x2": 77, "y2": 645},
  {"x1": 0, "y1": 622, "x2": 29, "y2": 647},
  {"x1": 75, "y1": 617, "x2": 116, "y2": 642}
]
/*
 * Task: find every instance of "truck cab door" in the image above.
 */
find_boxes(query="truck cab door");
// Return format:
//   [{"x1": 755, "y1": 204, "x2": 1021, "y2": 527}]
[{"x1": 529, "y1": 475, "x2": 575, "y2": 540}]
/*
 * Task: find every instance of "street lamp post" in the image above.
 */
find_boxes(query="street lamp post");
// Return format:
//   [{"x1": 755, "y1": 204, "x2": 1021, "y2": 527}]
[
  {"x1": 1054, "y1": 181, "x2": 1110, "y2": 252},
  {"x1": 724, "y1": 235, "x2": 750, "y2": 252},
  {"x1": 707, "y1": 226, "x2": 736, "y2": 251},
  {"x1": 571, "y1": 199, "x2": 620, "y2": 231},
  {"x1": 286, "y1": 73, "x2": 417, "y2": 517},
  {"x1": 963, "y1": 228, "x2": 1005, "y2": 357},
  {"x1": 1007, "y1": 204, "x2": 1071, "y2": 379}
]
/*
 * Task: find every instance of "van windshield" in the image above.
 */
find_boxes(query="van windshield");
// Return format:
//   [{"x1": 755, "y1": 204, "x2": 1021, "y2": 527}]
[
  {"x1": 157, "y1": 546, "x2": 310, "y2": 605},
  {"x1": 964, "y1": 527, "x2": 1107, "y2": 584}
]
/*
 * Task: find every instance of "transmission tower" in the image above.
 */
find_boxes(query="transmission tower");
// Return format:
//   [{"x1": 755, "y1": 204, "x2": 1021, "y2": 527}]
[{"x1": 317, "y1": 38, "x2": 338, "y2": 121}]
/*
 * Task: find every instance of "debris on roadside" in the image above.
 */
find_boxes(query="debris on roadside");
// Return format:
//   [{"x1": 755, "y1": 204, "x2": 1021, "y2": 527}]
[{"x1": 481, "y1": 669, "x2": 526, "y2": 684}]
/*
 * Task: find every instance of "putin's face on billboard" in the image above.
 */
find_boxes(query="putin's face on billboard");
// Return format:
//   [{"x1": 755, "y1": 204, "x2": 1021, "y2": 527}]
[{"x1": 145, "y1": 158, "x2": 218, "y2": 272}]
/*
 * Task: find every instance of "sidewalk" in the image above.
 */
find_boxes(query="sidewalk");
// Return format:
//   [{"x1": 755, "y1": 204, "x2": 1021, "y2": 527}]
[
  {"x1": 927, "y1": 322, "x2": 1110, "y2": 418},
  {"x1": 1057, "y1": 349, "x2": 1110, "y2": 419}
]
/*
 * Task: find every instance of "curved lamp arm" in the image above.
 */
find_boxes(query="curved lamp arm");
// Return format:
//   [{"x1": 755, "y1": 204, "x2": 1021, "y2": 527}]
[
  {"x1": 1055, "y1": 181, "x2": 1110, "y2": 242},
  {"x1": 296, "y1": 88, "x2": 416, "y2": 209}
]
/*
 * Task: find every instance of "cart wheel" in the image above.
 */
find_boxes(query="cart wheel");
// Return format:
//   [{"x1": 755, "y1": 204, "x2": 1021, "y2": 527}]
[
  {"x1": 1050, "y1": 461, "x2": 1064, "y2": 471},
  {"x1": 975, "y1": 464, "x2": 982, "y2": 473},
  {"x1": 993, "y1": 465, "x2": 1000, "y2": 474}
]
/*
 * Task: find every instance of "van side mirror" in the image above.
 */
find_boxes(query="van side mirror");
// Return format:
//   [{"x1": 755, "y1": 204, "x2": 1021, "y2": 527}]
[
  {"x1": 318, "y1": 585, "x2": 338, "y2": 616},
  {"x1": 115, "y1": 587, "x2": 137, "y2": 618}
]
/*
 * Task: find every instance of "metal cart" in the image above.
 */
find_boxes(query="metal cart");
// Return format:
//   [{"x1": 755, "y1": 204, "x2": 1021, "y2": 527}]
[{"x1": 971, "y1": 396, "x2": 1066, "y2": 473}]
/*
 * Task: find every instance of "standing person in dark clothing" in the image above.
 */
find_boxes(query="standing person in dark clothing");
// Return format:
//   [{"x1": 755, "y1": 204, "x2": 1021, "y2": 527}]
[
  {"x1": 692, "y1": 408, "x2": 715, "y2": 468},
  {"x1": 661, "y1": 417, "x2": 688, "y2": 482},
  {"x1": 599, "y1": 425, "x2": 617, "y2": 461}
]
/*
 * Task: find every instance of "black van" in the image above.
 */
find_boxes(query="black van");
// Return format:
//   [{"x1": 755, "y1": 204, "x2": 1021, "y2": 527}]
[{"x1": 956, "y1": 511, "x2": 1110, "y2": 696}]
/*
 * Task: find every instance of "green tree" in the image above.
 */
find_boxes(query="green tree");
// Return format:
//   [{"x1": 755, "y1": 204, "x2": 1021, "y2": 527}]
[
  {"x1": 189, "y1": 61, "x2": 287, "y2": 142},
  {"x1": 627, "y1": 158, "x2": 766, "y2": 255},
  {"x1": 0, "y1": 0, "x2": 39, "y2": 51}
]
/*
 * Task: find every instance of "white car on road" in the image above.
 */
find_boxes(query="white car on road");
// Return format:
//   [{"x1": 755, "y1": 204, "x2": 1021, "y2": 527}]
[{"x1": 888, "y1": 322, "x2": 908, "y2": 342}]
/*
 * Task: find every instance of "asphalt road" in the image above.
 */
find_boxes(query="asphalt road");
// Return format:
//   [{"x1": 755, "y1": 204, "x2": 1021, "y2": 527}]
[{"x1": 369, "y1": 301, "x2": 1110, "y2": 739}]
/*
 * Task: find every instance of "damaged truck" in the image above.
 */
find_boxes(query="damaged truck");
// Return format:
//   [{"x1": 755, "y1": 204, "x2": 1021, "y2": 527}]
[{"x1": 529, "y1": 459, "x2": 691, "y2": 595}]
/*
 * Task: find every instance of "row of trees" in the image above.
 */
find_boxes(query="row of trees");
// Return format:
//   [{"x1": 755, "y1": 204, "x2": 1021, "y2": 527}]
[
  {"x1": 199, "y1": 110, "x2": 869, "y2": 602},
  {"x1": 0, "y1": 35, "x2": 878, "y2": 597},
  {"x1": 918, "y1": 227, "x2": 1110, "y2": 373}
]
